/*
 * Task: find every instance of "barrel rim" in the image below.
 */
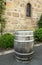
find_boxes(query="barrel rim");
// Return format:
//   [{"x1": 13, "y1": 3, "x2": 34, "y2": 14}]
[
  {"x1": 14, "y1": 50, "x2": 34, "y2": 55},
  {"x1": 15, "y1": 30, "x2": 33, "y2": 33},
  {"x1": 14, "y1": 39, "x2": 34, "y2": 42},
  {"x1": 15, "y1": 35, "x2": 33, "y2": 37},
  {"x1": 15, "y1": 30, "x2": 33, "y2": 31}
]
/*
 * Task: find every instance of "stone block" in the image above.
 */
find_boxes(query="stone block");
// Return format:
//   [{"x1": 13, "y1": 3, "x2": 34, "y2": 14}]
[
  {"x1": 6, "y1": 2, "x2": 13, "y2": 8},
  {"x1": 7, "y1": 12, "x2": 11, "y2": 16},
  {"x1": 13, "y1": 12, "x2": 19, "y2": 17}
]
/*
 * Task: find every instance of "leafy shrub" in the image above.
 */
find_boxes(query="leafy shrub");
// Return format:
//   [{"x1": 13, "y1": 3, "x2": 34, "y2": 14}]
[
  {"x1": 38, "y1": 15, "x2": 42, "y2": 28},
  {"x1": 0, "y1": 33, "x2": 14, "y2": 49},
  {"x1": 34, "y1": 28, "x2": 42, "y2": 42}
]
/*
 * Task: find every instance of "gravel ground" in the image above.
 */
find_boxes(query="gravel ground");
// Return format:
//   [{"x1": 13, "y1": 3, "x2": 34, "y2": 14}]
[{"x1": 0, "y1": 46, "x2": 42, "y2": 65}]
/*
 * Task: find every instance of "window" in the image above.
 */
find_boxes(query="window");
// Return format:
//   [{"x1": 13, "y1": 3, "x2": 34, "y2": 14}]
[{"x1": 26, "y1": 3, "x2": 31, "y2": 17}]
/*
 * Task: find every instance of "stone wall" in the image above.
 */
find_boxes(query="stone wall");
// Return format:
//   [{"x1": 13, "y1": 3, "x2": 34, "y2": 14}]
[{"x1": 5, "y1": 0, "x2": 42, "y2": 33}]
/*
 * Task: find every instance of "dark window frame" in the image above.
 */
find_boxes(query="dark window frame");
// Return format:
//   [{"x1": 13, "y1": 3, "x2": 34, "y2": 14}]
[{"x1": 26, "y1": 3, "x2": 31, "y2": 17}]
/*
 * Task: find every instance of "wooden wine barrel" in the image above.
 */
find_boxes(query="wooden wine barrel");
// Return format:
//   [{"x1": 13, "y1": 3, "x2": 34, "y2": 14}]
[{"x1": 14, "y1": 30, "x2": 34, "y2": 62}]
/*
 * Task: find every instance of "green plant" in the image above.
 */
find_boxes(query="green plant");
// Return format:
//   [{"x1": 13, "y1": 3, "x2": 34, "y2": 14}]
[
  {"x1": 0, "y1": 0, "x2": 6, "y2": 35},
  {"x1": 38, "y1": 15, "x2": 42, "y2": 28},
  {"x1": 34, "y1": 28, "x2": 42, "y2": 42},
  {"x1": 0, "y1": 33, "x2": 14, "y2": 49}
]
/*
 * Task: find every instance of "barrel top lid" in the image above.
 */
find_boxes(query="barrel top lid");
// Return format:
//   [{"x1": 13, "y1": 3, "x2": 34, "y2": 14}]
[
  {"x1": 15, "y1": 30, "x2": 33, "y2": 32},
  {"x1": 15, "y1": 30, "x2": 33, "y2": 34}
]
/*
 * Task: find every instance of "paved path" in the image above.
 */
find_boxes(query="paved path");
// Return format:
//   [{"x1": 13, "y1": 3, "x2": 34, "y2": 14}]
[{"x1": 0, "y1": 46, "x2": 42, "y2": 65}]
